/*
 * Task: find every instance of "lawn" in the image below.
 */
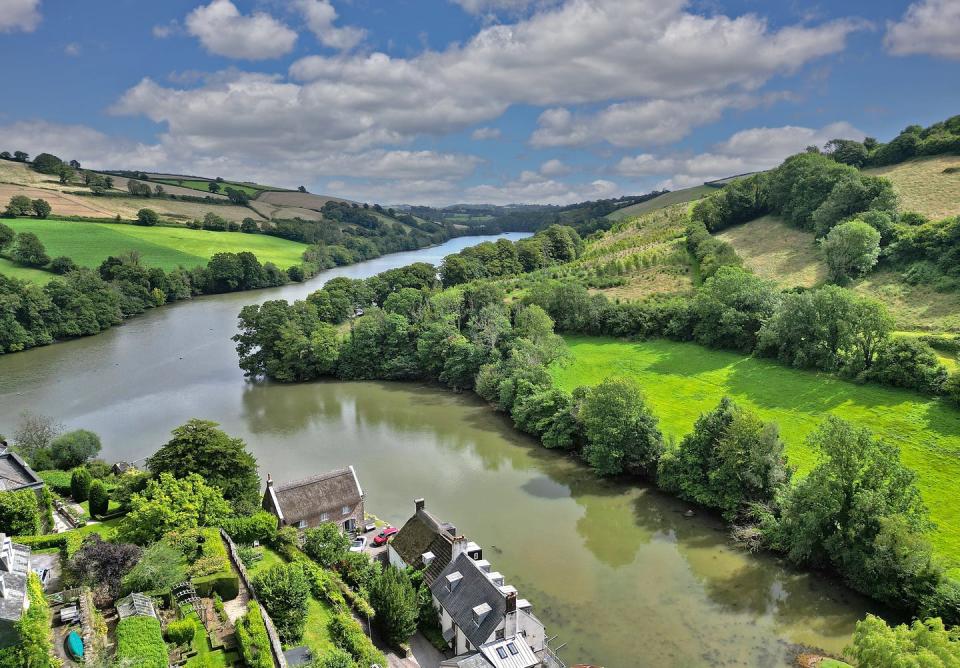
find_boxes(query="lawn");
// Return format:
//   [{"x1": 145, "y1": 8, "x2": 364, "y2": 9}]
[
  {"x1": 552, "y1": 335, "x2": 960, "y2": 570},
  {"x1": 4, "y1": 218, "x2": 308, "y2": 276},
  {"x1": 0, "y1": 256, "x2": 55, "y2": 283}
]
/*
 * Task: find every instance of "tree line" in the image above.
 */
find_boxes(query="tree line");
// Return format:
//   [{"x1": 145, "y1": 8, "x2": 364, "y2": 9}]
[{"x1": 232, "y1": 264, "x2": 959, "y2": 626}]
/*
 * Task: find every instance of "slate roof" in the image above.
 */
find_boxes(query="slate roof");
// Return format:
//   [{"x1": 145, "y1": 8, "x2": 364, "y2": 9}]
[
  {"x1": 391, "y1": 506, "x2": 458, "y2": 585},
  {"x1": 267, "y1": 466, "x2": 362, "y2": 523},
  {"x1": 0, "y1": 452, "x2": 44, "y2": 493},
  {"x1": 431, "y1": 552, "x2": 507, "y2": 650}
]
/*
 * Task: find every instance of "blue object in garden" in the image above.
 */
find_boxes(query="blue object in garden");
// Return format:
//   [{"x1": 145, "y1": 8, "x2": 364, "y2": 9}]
[{"x1": 66, "y1": 631, "x2": 84, "y2": 660}]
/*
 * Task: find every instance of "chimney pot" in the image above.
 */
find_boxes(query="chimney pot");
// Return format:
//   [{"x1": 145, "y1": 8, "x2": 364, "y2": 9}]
[
  {"x1": 266, "y1": 474, "x2": 273, "y2": 487},
  {"x1": 415, "y1": 498, "x2": 425, "y2": 512}
]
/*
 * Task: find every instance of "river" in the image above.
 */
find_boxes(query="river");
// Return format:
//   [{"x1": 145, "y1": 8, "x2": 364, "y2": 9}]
[{"x1": 0, "y1": 233, "x2": 880, "y2": 667}]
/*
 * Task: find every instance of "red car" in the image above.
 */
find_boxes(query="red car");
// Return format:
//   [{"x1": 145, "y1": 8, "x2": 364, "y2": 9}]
[{"x1": 373, "y1": 526, "x2": 398, "y2": 546}]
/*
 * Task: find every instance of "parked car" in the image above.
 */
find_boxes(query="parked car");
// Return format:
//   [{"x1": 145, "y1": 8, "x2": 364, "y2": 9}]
[
  {"x1": 373, "y1": 526, "x2": 398, "y2": 546},
  {"x1": 350, "y1": 536, "x2": 367, "y2": 553}
]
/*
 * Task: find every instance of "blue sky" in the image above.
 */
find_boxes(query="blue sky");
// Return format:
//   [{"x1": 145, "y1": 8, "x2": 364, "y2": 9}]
[{"x1": 0, "y1": 0, "x2": 958, "y2": 205}]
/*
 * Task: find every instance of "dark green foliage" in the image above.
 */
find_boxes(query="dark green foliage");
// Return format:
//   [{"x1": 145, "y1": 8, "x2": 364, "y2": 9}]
[
  {"x1": 135, "y1": 208, "x2": 159, "y2": 226},
  {"x1": 69, "y1": 534, "x2": 141, "y2": 599},
  {"x1": 810, "y1": 174, "x2": 897, "y2": 238},
  {"x1": 658, "y1": 398, "x2": 789, "y2": 520},
  {"x1": 0, "y1": 222, "x2": 13, "y2": 249},
  {"x1": 31, "y1": 152, "x2": 63, "y2": 174},
  {"x1": 31, "y1": 198, "x2": 51, "y2": 219},
  {"x1": 685, "y1": 220, "x2": 742, "y2": 277},
  {"x1": 165, "y1": 618, "x2": 197, "y2": 645},
  {"x1": 252, "y1": 563, "x2": 310, "y2": 644},
  {"x1": 70, "y1": 466, "x2": 92, "y2": 501},
  {"x1": 147, "y1": 418, "x2": 261, "y2": 514},
  {"x1": 88, "y1": 479, "x2": 109, "y2": 516},
  {"x1": 328, "y1": 612, "x2": 388, "y2": 668},
  {"x1": 49, "y1": 429, "x2": 101, "y2": 469},
  {"x1": 369, "y1": 566, "x2": 418, "y2": 646},
  {"x1": 947, "y1": 373, "x2": 960, "y2": 406},
  {"x1": 691, "y1": 267, "x2": 779, "y2": 352},
  {"x1": 4, "y1": 195, "x2": 33, "y2": 216},
  {"x1": 49, "y1": 255, "x2": 77, "y2": 274},
  {"x1": 864, "y1": 338, "x2": 948, "y2": 394},
  {"x1": 11, "y1": 231, "x2": 49, "y2": 266},
  {"x1": 0, "y1": 489, "x2": 42, "y2": 535},
  {"x1": 825, "y1": 138, "x2": 869, "y2": 168},
  {"x1": 222, "y1": 511, "x2": 278, "y2": 545},
  {"x1": 760, "y1": 417, "x2": 940, "y2": 609},
  {"x1": 303, "y1": 523, "x2": 350, "y2": 568},
  {"x1": 235, "y1": 601, "x2": 273, "y2": 668},
  {"x1": 578, "y1": 377, "x2": 663, "y2": 477}
]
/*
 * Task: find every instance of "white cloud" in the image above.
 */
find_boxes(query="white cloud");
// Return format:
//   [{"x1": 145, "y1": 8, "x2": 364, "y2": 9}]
[
  {"x1": 465, "y1": 173, "x2": 618, "y2": 205},
  {"x1": 471, "y1": 126, "x2": 501, "y2": 140},
  {"x1": 616, "y1": 121, "x2": 864, "y2": 189},
  {"x1": 538, "y1": 158, "x2": 570, "y2": 176},
  {"x1": 152, "y1": 20, "x2": 180, "y2": 39},
  {"x1": 185, "y1": 0, "x2": 297, "y2": 60},
  {"x1": 64, "y1": 42, "x2": 81, "y2": 57},
  {"x1": 295, "y1": 0, "x2": 366, "y2": 51},
  {"x1": 530, "y1": 95, "x2": 765, "y2": 148},
  {"x1": 885, "y1": 0, "x2": 960, "y2": 59},
  {"x1": 0, "y1": 0, "x2": 41, "y2": 33},
  {"x1": 451, "y1": 0, "x2": 560, "y2": 16}
]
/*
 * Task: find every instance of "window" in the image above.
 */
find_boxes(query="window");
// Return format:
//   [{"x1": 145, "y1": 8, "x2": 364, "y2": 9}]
[
  {"x1": 320, "y1": 512, "x2": 329, "y2": 522},
  {"x1": 496, "y1": 647, "x2": 508, "y2": 659},
  {"x1": 341, "y1": 505, "x2": 350, "y2": 515},
  {"x1": 296, "y1": 520, "x2": 307, "y2": 529},
  {"x1": 507, "y1": 642, "x2": 518, "y2": 656}
]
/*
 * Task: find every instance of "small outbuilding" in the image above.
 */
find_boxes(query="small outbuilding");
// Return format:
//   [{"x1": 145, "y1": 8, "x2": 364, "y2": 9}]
[{"x1": 115, "y1": 593, "x2": 158, "y2": 621}]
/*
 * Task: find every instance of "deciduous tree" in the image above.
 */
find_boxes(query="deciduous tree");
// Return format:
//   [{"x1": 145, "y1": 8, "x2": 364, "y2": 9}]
[{"x1": 579, "y1": 376, "x2": 663, "y2": 477}]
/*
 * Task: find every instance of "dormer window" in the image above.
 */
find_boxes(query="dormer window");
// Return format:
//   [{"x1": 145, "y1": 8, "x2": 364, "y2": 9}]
[
  {"x1": 445, "y1": 571, "x2": 463, "y2": 592},
  {"x1": 341, "y1": 505, "x2": 350, "y2": 515},
  {"x1": 472, "y1": 602, "x2": 491, "y2": 626}
]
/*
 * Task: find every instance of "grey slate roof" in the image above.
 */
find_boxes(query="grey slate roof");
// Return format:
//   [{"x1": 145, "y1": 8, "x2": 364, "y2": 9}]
[
  {"x1": 431, "y1": 552, "x2": 507, "y2": 650},
  {"x1": 267, "y1": 466, "x2": 362, "y2": 523},
  {"x1": 0, "y1": 452, "x2": 44, "y2": 493},
  {"x1": 391, "y1": 506, "x2": 457, "y2": 585}
]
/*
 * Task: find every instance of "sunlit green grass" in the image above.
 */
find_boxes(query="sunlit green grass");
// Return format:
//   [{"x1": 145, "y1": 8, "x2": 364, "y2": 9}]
[
  {"x1": 4, "y1": 218, "x2": 307, "y2": 277},
  {"x1": 154, "y1": 179, "x2": 272, "y2": 197},
  {"x1": 552, "y1": 336, "x2": 960, "y2": 570},
  {"x1": 0, "y1": 256, "x2": 55, "y2": 283}
]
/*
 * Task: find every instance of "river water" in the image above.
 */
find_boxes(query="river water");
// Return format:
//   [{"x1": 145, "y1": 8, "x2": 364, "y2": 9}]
[{"x1": 0, "y1": 233, "x2": 880, "y2": 667}]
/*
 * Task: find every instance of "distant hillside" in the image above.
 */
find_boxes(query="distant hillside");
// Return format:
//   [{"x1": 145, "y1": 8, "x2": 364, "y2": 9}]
[
  {"x1": 605, "y1": 185, "x2": 716, "y2": 222},
  {"x1": 863, "y1": 154, "x2": 960, "y2": 220}
]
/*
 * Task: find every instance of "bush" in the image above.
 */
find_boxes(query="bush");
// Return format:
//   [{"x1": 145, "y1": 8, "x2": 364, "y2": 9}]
[
  {"x1": 49, "y1": 255, "x2": 78, "y2": 274},
  {"x1": 136, "y1": 208, "x2": 159, "y2": 226},
  {"x1": 303, "y1": 523, "x2": 350, "y2": 568},
  {"x1": 865, "y1": 338, "x2": 948, "y2": 394},
  {"x1": 847, "y1": 614, "x2": 960, "y2": 666},
  {"x1": 369, "y1": 566, "x2": 418, "y2": 646},
  {"x1": 115, "y1": 616, "x2": 167, "y2": 668},
  {"x1": 192, "y1": 572, "x2": 240, "y2": 601},
  {"x1": 11, "y1": 231, "x2": 49, "y2": 267},
  {"x1": 0, "y1": 488, "x2": 42, "y2": 536},
  {"x1": 235, "y1": 602, "x2": 273, "y2": 668},
  {"x1": 87, "y1": 480, "x2": 109, "y2": 517},
  {"x1": 37, "y1": 469, "x2": 72, "y2": 495},
  {"x1": 165, "y1": 617, "x2": 197, "y2": 645},
  {"x1": 7, "y1": 573, "x2": 56, "y2": 667},
  {"x1": 222, "y1": 511, "x2": 278, "y2": 545},
  {"x1": 252, "y1": 563, "x2": 310, "y2": 644},
  {"x1": 70, "y1": 467, "x2": 93, "y2": 501},
  {"x1": 822, "y1": 220, "x2": 881, "y2": 283},
  {"x1": 328, "y1": 612, "x2": 388, "y2": 668},
  {"x1": 122, "y1": 541, "x2": 186, "y2": 595},
  {"x1": 947, "y1": 373, "x2": 960, "y2": 406}
]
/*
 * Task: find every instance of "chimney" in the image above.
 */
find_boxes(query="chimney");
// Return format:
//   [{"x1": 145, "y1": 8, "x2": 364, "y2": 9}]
[
  {"x1": 266, "y1": 474, "x2": 273, "y2": 488},
  {"x1": 452, "y1": 536, "x2": 469, "y2": 561},
  {"x1": 421, "y1": 551, "x2": 435, "y2": 568},
  {"x1": 505, "y1": 592, "x2": 518, "y2": 637},
  {"x1": 415, "y1": 498, "x2": 425, "y2": 512}
]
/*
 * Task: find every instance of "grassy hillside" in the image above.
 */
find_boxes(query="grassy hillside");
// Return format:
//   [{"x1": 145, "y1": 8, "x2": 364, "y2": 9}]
[
  {"x1": 0, "y1": 257, "x2": 55, "y2": 283},
  {"x1": 722, "y1": 216, "x2": 960, "y2": 332},
  {"x1": 152, "y1": 178, "x2": 273, "y2": 197},
  {"x1": 606, "y1": 185, "x2": 716, "y2": 221},
  {"x1": 863, "y1": 154, "x2": 960, "y2": 220},
  {"x1": 4, "y1": 218, "x2": 307, "y2": 274},
  {"x1": 552, "y1": 335, "x2": 960, "y2": 571},
  {"x1": 566, "y1": 203, "x2": 695, "y2": 299}
]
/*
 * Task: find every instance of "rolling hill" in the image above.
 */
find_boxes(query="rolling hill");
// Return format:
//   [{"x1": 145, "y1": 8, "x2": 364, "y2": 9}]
[{"x1": 863, "y1": 154, "x2": 960, "y2": 220}]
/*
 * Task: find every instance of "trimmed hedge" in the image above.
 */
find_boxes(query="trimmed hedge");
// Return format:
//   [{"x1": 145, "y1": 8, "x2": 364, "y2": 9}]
[
  {"x1": 222, "y1": 511, "x2": 278, "y2": 545},
  {"x1": 37, "y1": 469, "x2": 72, "y2": 495},
  {"x1": 14, "y1": 530, "x2": 84, "y2": 557},
  {"x1": 328, "y1": 612, "x2": 387, "y2": 668},
  {"x1": 192, "y1": 572, "x2": 240, "y2": 601},
  {"x1": 235, "y1": 601, "x2": 273, "y2": 668},
  {"x1": 115, "y1": 616, "x2": 168, "y2": 668}
]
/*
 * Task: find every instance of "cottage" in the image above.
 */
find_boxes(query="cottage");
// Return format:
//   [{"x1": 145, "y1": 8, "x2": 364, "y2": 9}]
[
  {"x1": 389, "y1": 498, "x2": 482, "y2": 585},
  {"x1": 0, "y1": 533, "x2": 32, "y2": 646},
  {"x1": 431, "y1": 552, "x2": 546, "y2": 660},
  {"x1": 0, "y1": 451, "x2": 44, "y2": 494},
  {"x1": 262, "y1": 467, "x2": 364, "y2": 532}
]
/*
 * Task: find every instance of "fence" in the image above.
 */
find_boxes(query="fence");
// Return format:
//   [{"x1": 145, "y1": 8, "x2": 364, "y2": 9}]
[{"x1": 221, "y1": 529, "x2": 288, "y2": 668}]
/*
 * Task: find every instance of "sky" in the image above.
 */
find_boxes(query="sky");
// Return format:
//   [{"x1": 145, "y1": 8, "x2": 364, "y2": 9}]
[{"x1": 0, "y1": 0, "x2": 958, "y2": 206}]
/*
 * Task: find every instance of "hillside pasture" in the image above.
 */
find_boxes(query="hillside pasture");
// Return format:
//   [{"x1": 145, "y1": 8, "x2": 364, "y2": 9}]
[
  {"x1": 3, "y1": 218, "x2": 308, "y2": 274},
  {"x1": 248, "y1": 200, "x2": 325, "y2": 222},
  {"x1": 0, "y1": 257, "x2": 55, "y2": 283},
  {"x1": 107, "y1": 175, "x2": 229, "y2": 200},
  {"x1": 864, "y1": 154, "x2": 960, "y2": 221},
  {"x1": 152, "y1": 178, "x2": 267, "y2": 198},
  {"x1": 716, "y1": 215, "x2": 826, "y2": 288},
  {"x1": 551, "y1": 335, "x2": 960, "y2": 569},
  {"x1": 606, "y1": 185, "x2": 716, "y2": 221},
  {"x1": 255, "y1": 190, "x2": 351, "y2": 210}
]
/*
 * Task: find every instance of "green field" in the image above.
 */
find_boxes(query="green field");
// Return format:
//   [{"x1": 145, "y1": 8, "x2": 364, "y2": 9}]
[
  {"x1": 552, "y1": 335, "x2": 960, "y2": 569},
  {"x1": 0, "y1": 257, "x2": 55, "y2": 283},
  {"x1": 3, "y1": 218, "x2": 307, "y2": 276},
  {"x1": 606, "y1": 185, "x2": 716, "y2": 221},
  {"x1": 154, "y1": 179, "x2": 273, "y2": 198}
]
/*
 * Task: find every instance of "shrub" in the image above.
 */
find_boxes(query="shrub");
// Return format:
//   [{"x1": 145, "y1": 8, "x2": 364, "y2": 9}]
[
  {"x1": 865, "y1": 338, "x2": 948, "y2": 394},
  {"x1": 70, "y1": 466, "x2": 93, "y2": 501},
  {"x1": 87, "y1": 480, "x2": 109, "y2": 517},
  {"x1": 252, "y1": 563, "x2": 310, "y2": 644},
  {"x1": 115, "y1": 616, "x2": 167, "y2": 668},
  {"x1": 222, "y1": 511, "x2": 278, "y2": 545},
  {"x1": 822, "y1": 220, "x2": 881, "y2": 283},
  {"x1": 135, "y1": 208, "x2": 159, "y2": 226},
  {"x1": 165, "y1": 617, "x2": 197, "y2": 645},
  {"x1": 847, "y1": 614, "x2": 960, "y2": 666},
  {"x1": 328, "y1": 612, "x2": 388, "y2": 668},
  {"x1": 235, "y1": 602, "x2": 273, "y2": 668},
  {"x1": 122, "y1": 541, "x2": 186, "y2": 595},
  {"x1": 946, "y1": 373, "x2": 960, "y2": 406},
  {"x1": 50, "y1": 255, "x2": 78, "y2": 274},
  {"x1": 8, "y1": 573, "x2": 56, "y2": 667},
  {"x1": 369, "y1": 566, "x2": 418, "y2": 646},
  {"x1": 0, "y1": 488, "x2": 42, "y2": 536},
  {"x1": 303, "y1": 523, "x2": 350, "y2": 568},
  {"x1": 192, "y1": 573, "x2": 240, "y2": 600},
  {"x1": 11, "y1": 231, "x2": 49, "y2": 267}
]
